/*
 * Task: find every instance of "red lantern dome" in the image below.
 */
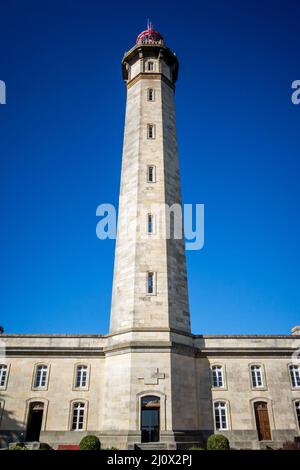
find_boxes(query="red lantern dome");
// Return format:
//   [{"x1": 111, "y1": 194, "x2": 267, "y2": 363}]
[{"x1": 136, "y1": 21, "x2": 164, "y2": 45}]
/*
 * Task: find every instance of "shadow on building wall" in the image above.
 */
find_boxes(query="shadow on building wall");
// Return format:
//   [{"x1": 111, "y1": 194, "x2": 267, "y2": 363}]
[
  {"x1": 171, "y1": 350, "x2": 214, "y2": 448},
  {"x1": 0, "y1": 400, "x2": 26, "y2": 448}
]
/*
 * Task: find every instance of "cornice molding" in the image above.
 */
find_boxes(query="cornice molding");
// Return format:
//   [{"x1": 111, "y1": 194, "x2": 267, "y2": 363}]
[
  {"x1": 126, "y1": 72, "x2": 174, "y2": 90},
  {"x1": 4, "y1": 342, "x2": 298, "y2": 359}
]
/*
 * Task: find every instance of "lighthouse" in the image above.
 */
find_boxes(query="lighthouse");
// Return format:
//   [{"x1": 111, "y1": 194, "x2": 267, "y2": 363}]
[
  {"x1": 102, "y1": 24, "x2": 197, "y2": 448},
  {"x1": 110, "y1": 23, "x2": 190, "y2": 335}
]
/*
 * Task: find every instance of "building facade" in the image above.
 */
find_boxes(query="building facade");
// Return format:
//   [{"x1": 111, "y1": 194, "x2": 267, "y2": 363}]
[{"x1": 0, "y1": 25, "x2": 300, "y2": 450}]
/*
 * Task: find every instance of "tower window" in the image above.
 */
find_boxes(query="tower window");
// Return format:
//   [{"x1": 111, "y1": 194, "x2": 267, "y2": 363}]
[
  {"x1": 251, "y1": 365, "x2": 264, "y2": 388},
  {"x1": 147, "y1": 165, "x2": 156, "y2": 183},
  {"x1": 75, "y1": 365, "x2": 88, "y2": 388},
  {"x1": 211, "y1": 365, "x2": 224, "y2": 388},
  {"x1": 0, "y1": 365, "x2": 8, "y2": 388},
  {"x1": 214, "y1": 401, "x2": 228, "y2": 431},
  {"x1": 71, "y1": 402, "x2": 85, "y2": 431},
  {"x1": 148, "y1": 214, "x2": 154, "y2": 234},
  {"x1": 147, "y1": 272, "x2": 156, "y2": 295},
  {"x1": 147, "y1": 88, "x2": 155, "y2": 101},
  {"x1": 147, "y1": 124, "x2": 155, "y2": 139},
  {"x1": 147, "y1": 61, "x2": 154, "y2": 71},
  {"x1": 289, "y1": 365, "x2": 300, "y2": 388},
  {"x1": 34, "y1": 365, "x2": 48, "y2": 388}
]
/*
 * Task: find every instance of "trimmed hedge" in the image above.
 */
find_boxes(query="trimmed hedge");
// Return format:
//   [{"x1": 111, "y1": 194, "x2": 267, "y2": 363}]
[
  {"x1": 207, "y1": 434, "x2": 230, "y2": 450},
  {"x1": 79, "y1": 435, "x2": 101, "y2": 451}
]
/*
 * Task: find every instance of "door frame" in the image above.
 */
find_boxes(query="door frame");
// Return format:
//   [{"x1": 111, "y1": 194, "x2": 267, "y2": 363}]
[
  {"x1": 250, "y1": 398, "x2": 273, "y2": 441},
  {"x1": 137, "y1": 391, "x2": 166, "y2": 436},
  {"x1": 24, "y1": 398, "x2": 48, "y2": 438},
  {"x1": 140, "y1": 396, "x2": 160, "y2": 442}
]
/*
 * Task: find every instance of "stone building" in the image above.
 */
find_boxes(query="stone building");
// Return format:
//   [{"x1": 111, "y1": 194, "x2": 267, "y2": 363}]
[{"x1": 0, "y1": 25, "x2": 300, "y2": 450}]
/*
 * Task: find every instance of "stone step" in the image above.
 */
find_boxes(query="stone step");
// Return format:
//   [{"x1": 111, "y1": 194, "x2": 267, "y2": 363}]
[{"x1": 135, "y1": 442, "x2": 169, "y2": 450}]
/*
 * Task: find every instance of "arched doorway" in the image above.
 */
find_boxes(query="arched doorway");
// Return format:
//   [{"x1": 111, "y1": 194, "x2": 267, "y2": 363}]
[
  {"x1": 26, "y1": 402, "x2": 44, "y2": 441},
  {"x1": 254, "y1": 401, "x2": 271, "y2": 441},
  {"x1": 141, "y1": 396, "x2": 160, "y2": 443}
]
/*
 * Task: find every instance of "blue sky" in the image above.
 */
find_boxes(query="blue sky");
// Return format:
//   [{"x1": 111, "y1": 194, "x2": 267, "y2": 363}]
[{"x1": 0, "y1": 0, "x2": 299, "y2": 335}]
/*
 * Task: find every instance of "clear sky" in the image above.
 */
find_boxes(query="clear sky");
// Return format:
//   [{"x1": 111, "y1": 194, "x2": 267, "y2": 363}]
[{"x1": 0, "y1": 0, "x2": 299, "y2": 335}]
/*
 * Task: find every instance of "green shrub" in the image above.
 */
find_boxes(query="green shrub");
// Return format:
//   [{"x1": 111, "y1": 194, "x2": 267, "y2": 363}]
[
  {"x1": 39, "y1": 443, "x2": 53, "y2": 450},
  {"x1": 10, "y1": 444, "x2": 28, "y2": 450},
  {"x1": 188, "y1": 445, "x2": 205, "y2": 450},
  {"x1": 79, "y1": 435, "x2": 100, "y2": 451},
  {"x1": 207, "y1": 434, "x2": 230, "y2": 450},
  {"x1": 104, "y1": 447, "x2": 119, "y2": 450}
]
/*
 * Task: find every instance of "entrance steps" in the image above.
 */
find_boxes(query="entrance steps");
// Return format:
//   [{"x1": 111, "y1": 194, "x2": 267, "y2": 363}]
[{"x1": 134, "y1": 442, "x2": 171, "y2": 450}]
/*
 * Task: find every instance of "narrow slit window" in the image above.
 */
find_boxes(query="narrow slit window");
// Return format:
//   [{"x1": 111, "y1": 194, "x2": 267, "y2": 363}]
[
  {"x1": 148, "y1": 214, "x2": 153, "y2": 234},
  {"x1": 147, "y1": 165, "x2": 156, "y2": 183},
  {"x1": 147, "y1": 124, "x2": 155, "y2": 139},
  {"x1": 147, "y1": 61, "x2": 154, "y2": 71},
  {"x1": 147, "y1": 272, "x2": 155, "y2": 294},
  {"x1": 147, "y1": 88, "x2": 155, "y2": 101}
]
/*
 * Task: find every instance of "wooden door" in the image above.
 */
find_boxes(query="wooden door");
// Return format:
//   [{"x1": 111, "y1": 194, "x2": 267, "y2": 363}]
[{"x1": 254, "y1": 402, "x2": 271, "y2": 441}]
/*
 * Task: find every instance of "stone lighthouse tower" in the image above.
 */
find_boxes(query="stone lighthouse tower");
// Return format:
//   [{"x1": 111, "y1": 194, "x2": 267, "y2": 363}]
[
  {"x1": 102, "y1": 24, "x2": 198, "y2": 449},
  {"x1": 110, "y1": 23, "x2": 190, "y2": 335}
]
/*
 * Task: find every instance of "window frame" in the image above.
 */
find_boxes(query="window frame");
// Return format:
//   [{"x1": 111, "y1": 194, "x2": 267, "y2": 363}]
[
  {"x1": 249, "y1": 364, "x2": 266, "y2": 390},
  {"x1": 249, "y1": 397, "x2": 275, "y2": 440},
  {"x1": 147, "y1": 61, "x2": 154, "y2": 72},
  {"x1": 147, "y1": 213, "x2": 155, "y2": 235},
  {"x1": 0, "y1": 399, "x2": 4, "y2": 425},
  {"x1": 32, "y1": 363, "x2": 50, "y2": 391},
  {"x1": 70, "y1": 400, "x2": 88, "y2": 431},
  {"x1": 24, "y1": 398, "x2": 49, "y2": 433},
  {"x1": 213, "y1": 400, "x2": 229, "y2": 431},
  {"x1": 146, "y1": 271, "x2": 157, "y2": 296},
  {"x1": 0, "y1": 364, "x2": 10, "y2": 390},
  {"x1": 147, "y1": 124, "x2": 156, "y2": 140},
  {"x1": 73, "y1": 364, "x2": 90, "y2": 391},
  {"x1": 294, "y1": 400, "x2": 300, "y2": 431},
  {"x1": 147, "y1": 165, "x2": 156, "y2": 183},
  {"x1": 147, "y1": 88, "x2": 155, "y2": 102},
  {"x1": 211, "y1": 364, "x2": 225, "y2": 389},
  {"x1": 289, "y1": 364, "x2": 300, "y2": 389}
]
